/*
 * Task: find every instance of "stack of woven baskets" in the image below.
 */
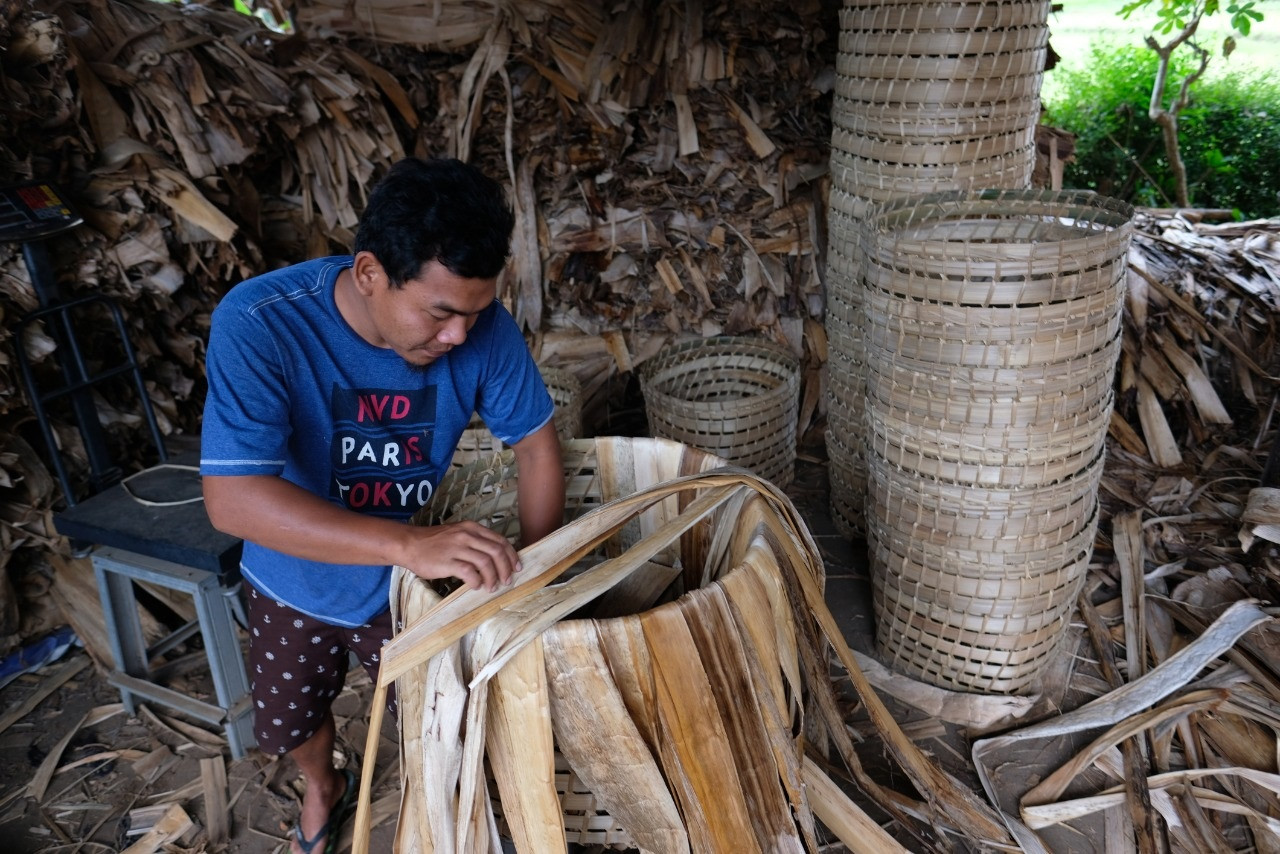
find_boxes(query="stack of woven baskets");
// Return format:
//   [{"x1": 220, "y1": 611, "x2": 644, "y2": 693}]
[
  {"x1": 824, "y1": 0, "x2": 1051, "y2": 537},
  {"x1": 861, "y1": 189, "x2": 1135, "y2": 693}
]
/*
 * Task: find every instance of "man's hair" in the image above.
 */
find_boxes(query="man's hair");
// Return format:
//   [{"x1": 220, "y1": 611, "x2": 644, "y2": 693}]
[{"x1": 353, "y1": 157, "x2": 515, "y2": 286}]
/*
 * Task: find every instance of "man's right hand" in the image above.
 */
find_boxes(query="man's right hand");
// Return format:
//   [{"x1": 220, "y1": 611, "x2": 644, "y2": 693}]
[{"x1": 397, "y1": 520, "x2": 521, "y2": 592}]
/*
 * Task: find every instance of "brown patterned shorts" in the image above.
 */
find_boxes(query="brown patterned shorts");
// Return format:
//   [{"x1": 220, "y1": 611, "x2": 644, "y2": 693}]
[{"x1": 245, "y1": 583, "x2": 398, "y2": 755}]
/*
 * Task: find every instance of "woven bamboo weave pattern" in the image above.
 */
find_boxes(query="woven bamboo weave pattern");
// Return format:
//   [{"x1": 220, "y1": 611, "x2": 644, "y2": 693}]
[
  {"x1": 838, "y1": 0, "x2": 1050, "y2": 30},
  {"x1": 639, "y1": 336, "x2": 800, "y2": 488},
  {"x1": 867, "y1": 453, "x2": 1104, "y2": 542},
  {"x1": 450, "y1": 364, "x2": 583, "y2": 468},
  {"x1": 838, "y1": 25, "x2": 1051, "y2": 55}
]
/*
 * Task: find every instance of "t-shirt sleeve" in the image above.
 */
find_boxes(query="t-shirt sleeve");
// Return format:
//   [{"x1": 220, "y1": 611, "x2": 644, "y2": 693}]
[
  {"x1": 200, "y1": 298, "x2": 293, "y2": 477},
  {"x1": 475, "y1": 306, "x2": 555, "y2": 446}
]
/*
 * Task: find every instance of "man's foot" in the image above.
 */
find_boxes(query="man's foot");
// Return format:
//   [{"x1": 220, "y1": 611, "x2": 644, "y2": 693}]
[{"x1": 291, "y1": 767, "x2": 356, "y2": 854}]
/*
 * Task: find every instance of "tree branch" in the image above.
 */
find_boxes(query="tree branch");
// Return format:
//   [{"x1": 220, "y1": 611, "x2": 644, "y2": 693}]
[{"x1": 1145, "y1": 12, "x2": 1200, "y2": 120}]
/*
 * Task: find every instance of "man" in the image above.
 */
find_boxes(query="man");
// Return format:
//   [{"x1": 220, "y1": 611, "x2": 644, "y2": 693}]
[{"x1": 201, "y1": 157, "x2": 565, "y2": 854}]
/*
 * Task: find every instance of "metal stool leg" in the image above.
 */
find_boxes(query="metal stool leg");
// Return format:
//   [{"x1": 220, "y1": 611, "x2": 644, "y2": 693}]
[
  {"x1": 193, "y1": 572, "x2": 255, "y2": 758},
  {"x1": 92, "y1": 558, "x2": 144, "y2": 715},
  {"x1": 90, "y1": 547, "x2": 257, "y2": 759},
  {"x1": 223, "y1": 581, "x2": 249, "y2": 630}
]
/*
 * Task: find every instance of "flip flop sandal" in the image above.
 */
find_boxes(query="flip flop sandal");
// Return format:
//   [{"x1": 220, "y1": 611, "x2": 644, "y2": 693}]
[{"x1": 293, "y1": 767, "x2": 358, "y2": 854}]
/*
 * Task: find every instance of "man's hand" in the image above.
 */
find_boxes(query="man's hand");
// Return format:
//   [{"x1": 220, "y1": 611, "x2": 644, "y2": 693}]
[{"x1": 399, "y1": 520, "x2": 520, "y2": 592}]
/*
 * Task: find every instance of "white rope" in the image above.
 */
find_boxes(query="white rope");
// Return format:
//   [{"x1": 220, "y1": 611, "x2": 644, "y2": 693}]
[{"x1": 120, "y1": 463, "x2": 204, "y2": 507}]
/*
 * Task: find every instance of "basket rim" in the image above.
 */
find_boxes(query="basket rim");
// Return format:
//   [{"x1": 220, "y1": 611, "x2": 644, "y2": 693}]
[
  {"x1": 639, "y1": 336, "x2": 800, "y2": 402},
  {"x1": 862, "y1": 187, "x2": 1135, "y2": 232}
]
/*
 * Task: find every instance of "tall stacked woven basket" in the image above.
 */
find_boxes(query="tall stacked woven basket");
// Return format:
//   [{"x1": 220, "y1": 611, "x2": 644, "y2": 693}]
[
  {"x1": 861, "y1": 191, "x2": 1134, "y2": 693},
  {"x1": 825, "y1": 0, "x2": 1137, "y2": 692},
  {"x1": 826, "y1": 0, "x2": 1048, "y2": 538}
]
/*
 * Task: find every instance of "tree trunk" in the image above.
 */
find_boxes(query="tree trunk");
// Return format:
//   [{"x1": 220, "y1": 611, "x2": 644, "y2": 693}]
[
  {"x1": 1154, "y1": 109, "x2": 1190, "y2": 208},
  {"x1": 1146, "y1": 25, "x2": 1210, "y2": 209}
]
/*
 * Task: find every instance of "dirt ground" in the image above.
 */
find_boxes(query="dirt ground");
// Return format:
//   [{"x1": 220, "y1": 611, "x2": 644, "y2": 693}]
[{"x1": 0, "y1": 445, "x2": 872, "y2": 853}]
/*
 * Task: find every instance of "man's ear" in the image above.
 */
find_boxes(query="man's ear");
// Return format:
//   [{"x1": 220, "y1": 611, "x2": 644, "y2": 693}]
[{"x1": 351, "y1": 251, "x2": 385, "y2": 296}]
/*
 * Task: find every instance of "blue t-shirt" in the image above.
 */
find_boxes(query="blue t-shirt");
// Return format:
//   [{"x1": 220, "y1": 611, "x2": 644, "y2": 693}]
[{"x1": 200, "y1": 256, "x2": 553, "y2": 626}]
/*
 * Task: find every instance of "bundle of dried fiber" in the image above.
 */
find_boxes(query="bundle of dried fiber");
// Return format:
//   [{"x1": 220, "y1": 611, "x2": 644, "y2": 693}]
[{"x1": 0, "y1": 0, "x2": 416, "y2": 654}]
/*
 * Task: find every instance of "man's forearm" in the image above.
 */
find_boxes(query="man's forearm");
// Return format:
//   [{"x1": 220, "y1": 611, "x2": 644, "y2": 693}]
[
  {"x1": 205, "y1": 470, "x2": 524, "y2": 591},
  {"x1": 512, "y1": 423, "x2": 566, "y2": 547},
  {"x1": 204, "y1": 474, "x2": 413, "y2": 567}
]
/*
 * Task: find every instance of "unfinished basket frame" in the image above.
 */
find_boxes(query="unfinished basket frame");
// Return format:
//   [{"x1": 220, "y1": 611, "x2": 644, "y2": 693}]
[{"x1": 347, "y1": 437, "x2": 1008, "y2": 853}]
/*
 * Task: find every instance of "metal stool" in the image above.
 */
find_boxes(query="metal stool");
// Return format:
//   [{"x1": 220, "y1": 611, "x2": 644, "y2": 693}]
[
  {"x1": 53, "y1": 464, "x2": 255, "y2": 759},
  {"x1": 5, "y1": 181, "x2": 255, "y2": 758}
]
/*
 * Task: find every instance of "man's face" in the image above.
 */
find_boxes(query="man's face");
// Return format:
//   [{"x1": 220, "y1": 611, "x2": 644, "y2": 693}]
[{"x1": 355, "y1": 255, "x2": 498, "y2": 367}]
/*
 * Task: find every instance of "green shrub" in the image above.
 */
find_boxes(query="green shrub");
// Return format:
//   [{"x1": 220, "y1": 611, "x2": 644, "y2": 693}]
[{"x1": 1043, "y1": 42, "x2": 1280, "y2": 218}]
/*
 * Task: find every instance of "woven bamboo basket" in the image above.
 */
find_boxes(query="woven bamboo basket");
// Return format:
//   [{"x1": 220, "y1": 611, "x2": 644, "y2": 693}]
[
  {"x1": 864, "y1": 283, "x2": 1119, "y2": 338},
  {"x1": 867, "y1": 452, "x2": 1104, "y2": 543},
  {"x1": 826, "y1": 431, "x2": 867, "y2": 538},
  {"x1": 825, "y1": 0, "x2": 1049, "y2": 541},
  {"x1": 866, "y1": 393, "x2": 1113, "y2": 467},
  {"x1": 862, "y1": 338, "x2": 1122, "y2": 401},
  {"x1": 823, "y1": 265, "x2": 860, "y2": 363},
  {"x1": 823, "y1": 215, "x2": 867, "y2": 538},
  {"x1": 833, "y1": 72, "x2": 1045, "y2": 107},
  {"x1": 861, "y1": 189, "x2": 1134, "y2": 693},
  {"x1": 876, "y1": 566, "x2": 1086, "y2": 631},
  {"x1": 871, "y1": 591, "x2": 1080, "y2": 693},
  {"x1": 879, "y1": 530, "x2": 1095, "y2": 591},
  {"x1": 832, "y1": 127, "x2": 1035, "y2": 166},
  {"x1": 639, "y1": 336, "x2": 800, "y2": 488},
  {"x1": 839, "y1": 0, "x2": 1051, "y2": 31},
  {"x1": 830, "y1": 145, "x2": 1038, "y2": 186},
  {"x1": 450, "y1": 365, "x2": 583, "y2": 468},
  {"x1": 824, "y1": 358, "x2": 863, "y2": 434},
  {"x1": 824, "y1": 376, "x2": 867, "y2": 540},
  {"x1": 866, "y1": 429, "x2": 1104, "y2": 490},
  {"x1": 862, "y1": 308, "x2": 1122, "y2": 368},
  {"x1": 351, "y1": 437, "x2": 929, "y2": 853},
  {"x1": 828, "y1": 207, "x2": 863, "y2": 257},
  {"x1": 873, "y1": 532, "x2": 1094, "y2": 626},
  {"x1": 874, "y1": 572, "x2": 1086, "y2": 645},
  {"x1": 862, "y1": 361, "x2": 1116, "y2": 428},
  {"x1": 870, "y1": 500, "x2": 1100, "y2": 565},
  {"x1": 872, "y1": 534, "x2": 1099, "y2": 591},
  {"x1": 838, "y1": 24, "x2": 1050, "y2": 56},
  {"x1": 860, "y1": 251, "x2": 1126, "y2": 307},
  {"x1": 835, "y1": 48, "x2": 1046, "y2": 82},
  {"x1": 832, "y1": 96, "x2": 1042, "y2": 140},
  {"x1": 832, "y1": 92, "x2": 1044, "y2": 125},
  {"x1": 824, "y1": 294, "x2": 859, "y2": 344}
]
